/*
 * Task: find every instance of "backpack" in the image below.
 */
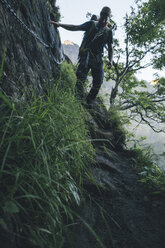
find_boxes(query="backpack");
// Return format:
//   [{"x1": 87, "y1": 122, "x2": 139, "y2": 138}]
[{"x1": 78, "y1": 21, "x2": 111, "y2": 59}]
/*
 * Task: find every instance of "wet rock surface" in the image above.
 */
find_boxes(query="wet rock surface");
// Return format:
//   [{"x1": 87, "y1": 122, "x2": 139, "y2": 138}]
[
  {"x1": 67, "y1": 99, "x2": 165, "y2": 248},
  {"x1": 0, "y1": 0, "x2": 63, "y2": 97}
]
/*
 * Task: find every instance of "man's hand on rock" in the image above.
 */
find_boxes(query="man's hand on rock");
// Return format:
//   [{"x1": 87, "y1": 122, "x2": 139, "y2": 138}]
[{"x1": 49, "y1": 20, "x2": 60, "y2": 28}]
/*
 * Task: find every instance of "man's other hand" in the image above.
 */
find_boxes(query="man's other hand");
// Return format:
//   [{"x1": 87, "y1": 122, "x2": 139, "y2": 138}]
[{"x1": 108, "y1": 61, "x2": 113, "y2": 69}]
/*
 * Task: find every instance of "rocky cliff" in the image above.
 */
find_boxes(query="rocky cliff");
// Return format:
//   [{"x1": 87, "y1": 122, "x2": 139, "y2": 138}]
[{"x1": 0, "y1": 0, "x2": 64, "y2": 97}]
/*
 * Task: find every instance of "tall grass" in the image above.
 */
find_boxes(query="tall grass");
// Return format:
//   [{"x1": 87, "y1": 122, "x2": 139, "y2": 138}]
[
  {"x1": 0, "y1": 63, "x2": 94, "y2": 247},
  {"x1": 108, "y1": 107, "x2": 128, "y2": 151}
]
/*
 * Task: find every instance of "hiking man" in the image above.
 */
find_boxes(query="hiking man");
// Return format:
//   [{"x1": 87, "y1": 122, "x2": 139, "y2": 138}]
[{"x1": 50, "y1": 6, "x2": 113, "y2": 104}]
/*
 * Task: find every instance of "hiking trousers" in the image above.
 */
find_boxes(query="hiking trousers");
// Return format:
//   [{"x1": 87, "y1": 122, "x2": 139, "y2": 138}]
[{"x1": 75, "y1": 54, "x2": 104, "y2": 103}]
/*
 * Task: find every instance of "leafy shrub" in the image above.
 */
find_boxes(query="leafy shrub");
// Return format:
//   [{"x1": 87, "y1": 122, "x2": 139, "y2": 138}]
[{"x1": 129, "y1": 144, "x2": 165, "y2": 197}]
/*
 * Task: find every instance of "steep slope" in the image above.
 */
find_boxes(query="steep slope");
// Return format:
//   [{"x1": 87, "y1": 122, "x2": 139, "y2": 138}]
[{"x1": 70, "y1": 99, "x2": 165, "y2": 248}]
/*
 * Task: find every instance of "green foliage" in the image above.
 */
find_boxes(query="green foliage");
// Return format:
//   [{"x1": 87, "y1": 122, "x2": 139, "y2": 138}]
[
  {"x1": 139, "y1": 165, "x2": 165, "y2": 196},
  {"x1": 126, "y1": 0, "x2": 165, "y2": 69},
  {"x1": 126, "y1": 0, "x2": 165, "y2": 43},
  {"x1": 119, "y1": 77, "x2": 165, "y2": 132},
  {"x1": 104, "y1": 27, "x2": 165, "y2": 132},
  {"x1": 0, "y1": 68, "x2": 94, "y2": 247},
  {"x1": 103, "y1": 0, "x2": 165, "y2": 133},
  {"x1": 147, "y1": 0, "x2": 165, "y2": 24},
  {"x1": 57, "y1": 62, "x2": 77, "y2": 92},
  {"x1": 129, "y1": 144, "x2": 165, "y2": 197},
  {"x1": 108, "y1": 107, "x2": 128, "y2": 150},
  {"x1": 46, "y1": 1, "x2": 61, "y2": 22}
]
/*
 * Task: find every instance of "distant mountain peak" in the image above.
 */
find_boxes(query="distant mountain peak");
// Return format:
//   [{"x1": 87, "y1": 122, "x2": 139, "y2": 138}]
[
  {"x1": 62, "y1": 40, "x2": 79, "y2": 64},
  {"x1": 63, "y1": 40, "x2": 75, "y2": 46}
]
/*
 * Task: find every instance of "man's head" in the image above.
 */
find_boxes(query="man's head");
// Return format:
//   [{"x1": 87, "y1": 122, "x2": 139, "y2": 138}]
[{"x1": 100, "y1": 7, "x2": 111, "y2": 24}]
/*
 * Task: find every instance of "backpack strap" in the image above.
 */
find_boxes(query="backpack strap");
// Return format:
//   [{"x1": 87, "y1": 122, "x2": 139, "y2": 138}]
[{"x1": 78, "y1": 21, "x2": 97, "y2": 57}]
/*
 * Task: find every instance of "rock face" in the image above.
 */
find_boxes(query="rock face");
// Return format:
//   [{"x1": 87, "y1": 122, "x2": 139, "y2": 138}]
[{"x1": 0, "y1": 0, "x2": 64, "y2": 97}]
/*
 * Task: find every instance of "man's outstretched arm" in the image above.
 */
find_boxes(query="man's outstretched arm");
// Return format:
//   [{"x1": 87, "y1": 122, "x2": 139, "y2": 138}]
[{"x1": 49, "y1": 21, "x2": 82, "y2": 31}]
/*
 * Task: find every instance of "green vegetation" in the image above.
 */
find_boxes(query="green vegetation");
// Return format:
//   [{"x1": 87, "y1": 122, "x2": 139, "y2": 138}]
[
  {"x1": 126, "y1": 0, "x2": 165, "y2": 69},
  {"x1": 104, "y1": 37, "x2": 165, "y2": 132},
  {"x1": 128, "y1": 143, "x2": 165, "y2": 197},
  {"x1": 103, "y1": 0, "x2": 165, "y2": 133},
  {"x1": 47, "y1": 0, "x2": 61, "y2": 22},
  {"x1": 106, "y1": 99, "x2": 165, "y2": 197},
  {"x1": 0, "y1": 63, "x2": 94, "y2": 247},
  {"x1": 108, "y1": 107, "x2": 128, "y2": 151}
]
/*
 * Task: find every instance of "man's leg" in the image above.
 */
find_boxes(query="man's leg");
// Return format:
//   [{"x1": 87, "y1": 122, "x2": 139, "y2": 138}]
[
  {"x1": 86, "y1": 62, "x2": 104, "y2": 104},
  {"x1": 75, "y1": 58, "x2": 89, "y2": 100}
]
